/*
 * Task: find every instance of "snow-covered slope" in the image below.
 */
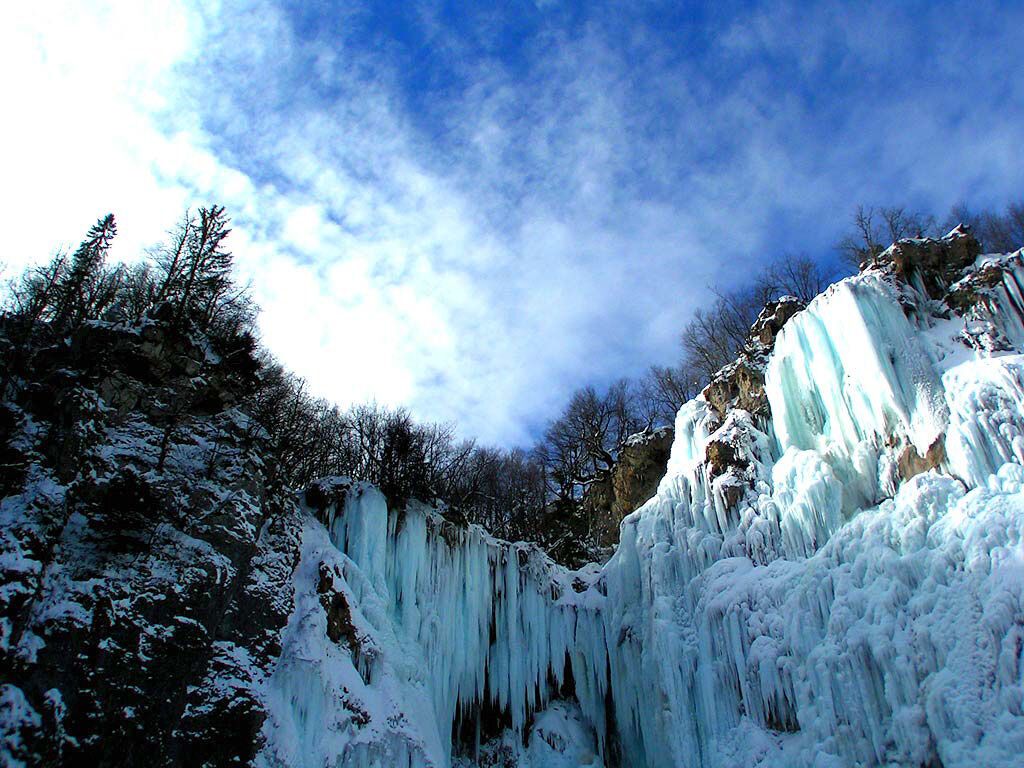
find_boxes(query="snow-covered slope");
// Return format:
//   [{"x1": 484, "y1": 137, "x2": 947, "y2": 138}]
[{"x1": 258, "y1": 230, "x2": 1024, "y2": 768}]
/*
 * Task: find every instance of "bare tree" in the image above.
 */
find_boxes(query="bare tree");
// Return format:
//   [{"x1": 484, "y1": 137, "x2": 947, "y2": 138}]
[
  {"x1": 448, "y1": 446, "x2": 547, "y2": 541},
  {"x1": 638, "y1": 364, "x2": 699, "y2": 427},
  {"x1": 761, "y1": 253, "x2": 838, "y2": 303},
  {"x1": 681, "y1": 283, "x2": 768, "y2": 383},
  {"x1": 941, "y1": 200, "x2": 1024, "y2": 254},
  {"x1": 980, "y1": 202, "x2": 1024, "y2": 253},
  {"x1": 108, "y1": 263, "x2": 158, "y2": 324},
  {"x1": 837, "y1": 205, "x2": 937, "y2": 268},
  {"x1": 676, "y1": 251, "x2": 837, "y2": 391},
  {"x1": 5, "y1": 252, "x2": 69, "y2": 326}
]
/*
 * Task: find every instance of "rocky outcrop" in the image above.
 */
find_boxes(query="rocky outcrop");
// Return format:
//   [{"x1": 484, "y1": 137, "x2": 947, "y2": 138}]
[
  {"x1": 945, "y1": 256, "x2": 1013, "y2": 313},
  {"x1": 702, "y1": 297, "x2": 803, "y2": 419},
  {"x1": 703, "y1": 410, "x2": 766, "y2": 515},
  {"x1": 944, "y1": 241, "x2": 1024, "y2": 353},
  {"x1": 585, "y1": 426, "x2": 673, "y2": 548},
  {"x1": 317, "y1": 561, "x2": 361, "y2": 649},
  {"x1": 0, "y1": 310, "x2": 301, "y2": 767},
  {"x1": 867, "y1": 226, "x2": 1024, "y2": 356},
  {"x1": 896, "y1": 437, "x2": 946, "y2": 482},
  {"x1": 862, "y1": 224, "x2": 981, "y2": 299}
]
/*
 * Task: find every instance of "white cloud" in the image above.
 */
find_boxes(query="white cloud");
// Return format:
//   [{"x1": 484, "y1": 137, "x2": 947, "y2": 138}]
[
  {"x1": 3, "y1": 0, "x2": 1023, "y2": 446},
  {"x1": 0, "y1": 1, "x2": 205, "y2": 263}
]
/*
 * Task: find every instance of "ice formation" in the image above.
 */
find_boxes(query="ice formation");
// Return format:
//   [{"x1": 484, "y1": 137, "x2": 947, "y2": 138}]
[{"x1": 258, "y1": 234, "x2": 1024, "y2": 767}]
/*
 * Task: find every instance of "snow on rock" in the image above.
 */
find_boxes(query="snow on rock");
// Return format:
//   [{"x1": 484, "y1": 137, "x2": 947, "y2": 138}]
[
  {"x1": 257, "y1": 511, "x2": 442, "y2": 768},
  {"x1": 259, "y1": 231, "x2": 1024, "y2": 768},
  {"x1": 0, "y1": 307, "x2": 307, "y2": 767}
]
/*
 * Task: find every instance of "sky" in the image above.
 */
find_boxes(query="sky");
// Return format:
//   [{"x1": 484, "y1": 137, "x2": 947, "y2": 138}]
[{"x1": 1, "y1": 1, "x2": 1023, "y2": 446}]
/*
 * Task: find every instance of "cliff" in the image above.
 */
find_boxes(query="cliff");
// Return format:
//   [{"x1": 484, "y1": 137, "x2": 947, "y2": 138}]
[
  {"x1": 0, "y1": 308, "x2": 303, "y2": 766},
  {"x1": 256, "y1": 227, "x2": 1024, "y2": 768}
]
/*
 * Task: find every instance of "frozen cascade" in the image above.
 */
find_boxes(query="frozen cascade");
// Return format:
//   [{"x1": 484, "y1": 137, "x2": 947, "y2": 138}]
[
  {"x1": 259, "y1": 241, "x2": 1024, "y2": 767},
  {"x1": 764, "y1": 274, "x2": 948, "y2": 511},
  {"x1": 259, "y1": 485, "x2": 596, "y2": 767}
]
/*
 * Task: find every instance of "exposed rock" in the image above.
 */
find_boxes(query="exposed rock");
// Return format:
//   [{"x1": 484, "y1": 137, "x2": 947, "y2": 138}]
[
  {"x1": 585, "y1": 426, "x2": 674, "y2": 548},
  {"x1": 703, "y1": 410, "x2": 766, "y2": 515},
  {"x1": 897, "y1": 438, "x2": 946, "y2": 482},
  {"x1": 933, "y1": 239, "x2": 1024, "y2": 354},
  {"x1": 945, "y1": 258, "x2": 1012, "y2": 313},
  {"x1": 863, "y1": 225, "x2": 981, "y2": 299},
  {"x1": 703, "y1": 359, "x2": 767, "y2": 418},
  {"x1": 749, "y1": 296, "x2": 804, "y2": 347},
  {"x1": 305, "y1": 476, "x2": 354, "y2": 520},
  {"x1": 317, "y1": 561, "x2": 360, "y2": 649},
  {"x1": 705, "y1": 437, "x2": 748, "y2": 477},
  {"x1": 703, "y1": 297, "x2": 804, "y2": 419}
]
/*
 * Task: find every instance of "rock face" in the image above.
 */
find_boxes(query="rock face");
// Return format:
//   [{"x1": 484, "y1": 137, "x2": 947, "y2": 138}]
[
  {"x1": 864, "y1": 226, "x2": 1024, "y2": 356},
  {"x1": 702, "y1": 297, "x2": 804, "y2": 419},
  {"x1": 317, "y1": 561, "x2": 361, "y2": 649},
  {"x1": 862, "y1": 224, "x2": 981, "y2": 298},
  {"x1": 584, "y1": 426, "x2": 673, "y2": 548},
  {"x1": 0, "y1": 310, "x2": 302, "y2": 767}
]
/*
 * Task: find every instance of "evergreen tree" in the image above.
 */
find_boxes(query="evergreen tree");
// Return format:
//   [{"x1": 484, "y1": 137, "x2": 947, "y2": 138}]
[
  {"x1": 54, "y1": 213, "x2": 117, "y2": 330},
  {"x1": 173, "y1": 205, "x2": 233, "y2": 329}
]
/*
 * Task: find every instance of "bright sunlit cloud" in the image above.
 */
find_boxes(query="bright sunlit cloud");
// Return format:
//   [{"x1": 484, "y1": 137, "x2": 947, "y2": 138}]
[{"x1": 3, "y1": 0, "x2": 1023, "y2": 445}]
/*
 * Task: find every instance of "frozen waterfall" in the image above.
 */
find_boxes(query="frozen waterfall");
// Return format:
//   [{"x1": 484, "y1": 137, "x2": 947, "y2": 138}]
[{"x1": 258, "y1": 240, "x2": 1024, "y2": 768}]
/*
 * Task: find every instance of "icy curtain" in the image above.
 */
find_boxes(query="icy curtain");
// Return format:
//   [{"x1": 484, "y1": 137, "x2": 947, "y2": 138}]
[{"x1": 261, "y1": 249, "x2": 1024, "y2": 768}]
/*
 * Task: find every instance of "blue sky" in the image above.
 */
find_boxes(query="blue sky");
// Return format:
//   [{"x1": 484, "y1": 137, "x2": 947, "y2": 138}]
[{"x1": 2, "y1": 1, "x2": 1023, "y2": 445}]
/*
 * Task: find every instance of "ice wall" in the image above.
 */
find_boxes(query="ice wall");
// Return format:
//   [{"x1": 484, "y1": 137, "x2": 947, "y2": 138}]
[
  {"x1": 765, "y1": 274, "x2": 948, "y2": 510},
  {"x1": 259, "y1": 486, "x2": 594, "y2": 767},
  {"x1": 260, "y1": 242, "x2": 1024, "y2": 768}
]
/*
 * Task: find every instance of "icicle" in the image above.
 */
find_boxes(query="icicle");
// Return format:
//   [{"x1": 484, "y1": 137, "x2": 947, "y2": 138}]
[{"x1": 260, "y1": 250, "x2": 1024, "y2": 768}]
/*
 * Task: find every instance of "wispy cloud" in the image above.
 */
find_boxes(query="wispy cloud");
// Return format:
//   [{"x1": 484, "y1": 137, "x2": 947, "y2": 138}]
[{"x1": 3, "y1": 0, "x2": 1023, "y2": 445}]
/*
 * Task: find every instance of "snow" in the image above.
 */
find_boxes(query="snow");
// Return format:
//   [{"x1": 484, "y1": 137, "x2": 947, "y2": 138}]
[
  {"x1": 0, "y1": 684, "x2": 41, "y2": 768},
  {"x1": 259, "y1": 248, "x2": 1024, "y2": 767}
]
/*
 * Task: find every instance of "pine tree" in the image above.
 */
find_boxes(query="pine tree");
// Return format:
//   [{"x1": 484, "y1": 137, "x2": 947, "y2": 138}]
[
  {"x1": 154, "y1": 212, "x2": 195, "y2": 305},
  {"x1": 173, "y1": 205, "x2": 233, "y2": 329},
  {"x1": 54, "y1": 213, "x2": 117, "y2": 330}
]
